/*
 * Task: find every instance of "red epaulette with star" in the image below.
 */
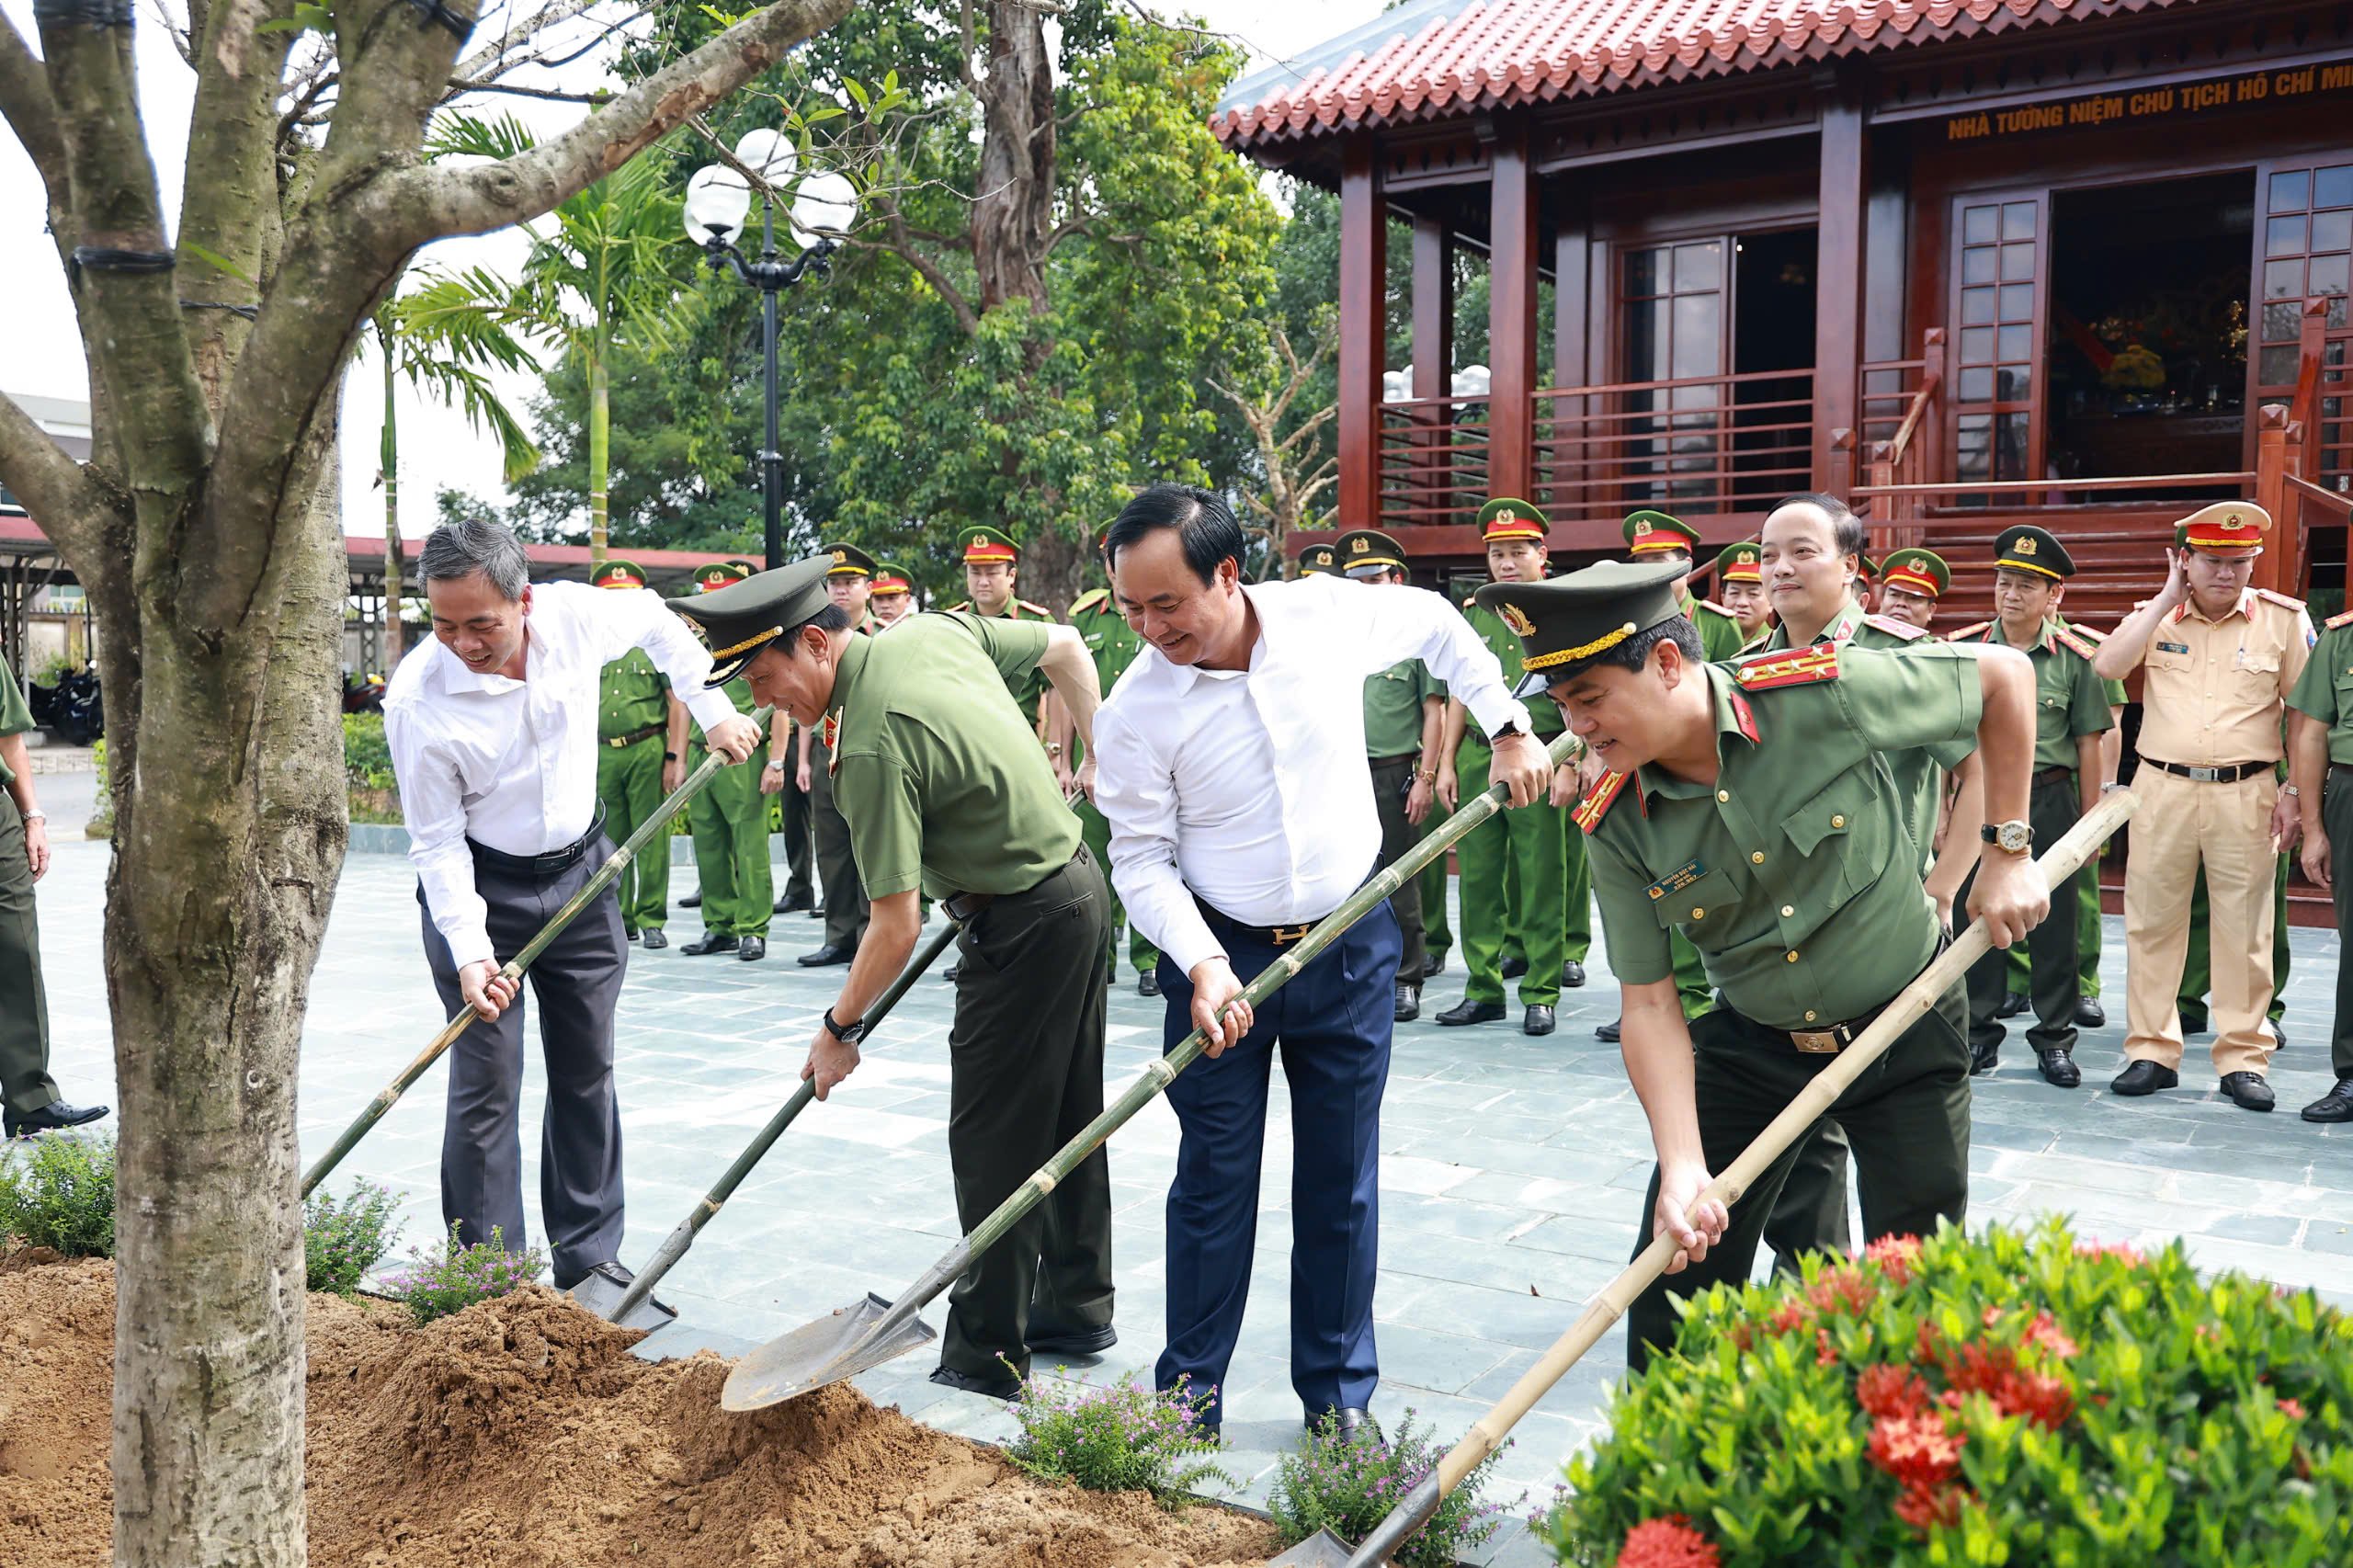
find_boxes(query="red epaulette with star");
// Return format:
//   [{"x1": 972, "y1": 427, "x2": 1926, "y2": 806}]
[
  {"x1": 1698, "y1": 599, "x2": 1733, "y2": 617},
  {"x1": 2052, "y1": 626, "x2": 2100, "y2": 661},
  {"x1": 1574, "y1": 770, "x2": 1632, "y2": 834},
  {"x1": 2326, "y1": 608, "x2": 2353, "y2": 631},
  {"x1": 2067, "y1": 621, "x2": 2109, "y2": 642},
  {"x1": 2253, "y1": 586, "x2": 2307, "y2": 613},
  {"x1": 1733, "y1": 645, "x2": 1841, "y2": 690},
  {"x1": 1862, "y1": 614, "x2": 1928, "y2": 641},
  {"x1": 1949, "y1": 621, "x2": 1993, "y2": 641}
]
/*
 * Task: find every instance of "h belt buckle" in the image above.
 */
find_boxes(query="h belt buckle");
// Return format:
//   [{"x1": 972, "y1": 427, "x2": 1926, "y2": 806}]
[
  {"x1": 2187, "y1": 764, "x2": 2222, "y2": 782},
  {"x1": 605, "y1": 733, "x2": 630, "y2": 748},
  {"x1": 1268, "y1": 924, "x2": 1313, "y2": 946},
  {"x1": 1790, "y1": 1027, "x2": 1844, "y2": 1055}
]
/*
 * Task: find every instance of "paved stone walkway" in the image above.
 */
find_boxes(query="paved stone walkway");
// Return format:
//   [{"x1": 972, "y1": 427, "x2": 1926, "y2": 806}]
[{"x1": 25, "y1": 835, "x2": 2353, "y2": 1564}]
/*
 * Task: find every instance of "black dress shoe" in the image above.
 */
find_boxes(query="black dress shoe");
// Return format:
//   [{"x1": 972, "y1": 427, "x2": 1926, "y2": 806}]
[
  {"x1": 1028, "y1": 1324, "x2": 1117, "y2": 1358},
  {"x1": 1499, "y1": 954, "x2": 1529, "y2": 980},
  {"x1": 737, "y1": 936, "x2": 767, "y2": 961},
  {"x1": 2074, "y1": 996, "x2": 2105, "y2": 1028},
  {"x1": 797, "y1": 941, "x2": 856, "y2": 967},
  {"x1": 2269, "y1": 1020, "x2": 2290, "y2": 1051},
  {"x1": 2177, "y1": 1012, "x2": 2210, "y2": 1038},
  {"x1": 625, "y1": 928, "x2": 641, "y2": 944},
  {"x1": 2036, "y1": 1049, "x2": 2081, "y2": 1088},
  {"x1": 640, "y1": 929, "x2": 668, "y2": 950},
  {"x1": 1969, "y1": 1040, "x2": 2001, "y2": 1076},
  {"x1": 1305, "y1": 1405, "x2": 1383, "y2": 1446},
  {"x1": 4, "y1": 1100, "x2": 109, "y2": 1138},
  {"x1": 1436, "y1": 998, "x2": 1506, "y2": 1027},
  {"x1": 1422, "y1": 952, "x2": 1448, "y2": 979},
  {"x1": 1562, "y1": 960, "x2": 1586, "y2": 989},
  {"x1": 2110, "y1": 1060, "x2": 2178, "y2": 1096},
  {"x1": 1996, "y1": 990, "x2": 2029, "y2": 1019},
  {"x1": 1524, "y1": 1004, "x2": 1555, "y2": 1036},
  {"x1": 681, "y1": 931, "x2": 739, "y2": 957},
  {"x1": 1138, "y1": 971, "x2": 1160, "y2": 997},
  {"x1": 1393, "y1": 982, "x2": 1421, "y2": 1024},
  {"x1": 1106, "y1": 953, "x2": 1118, "y2": 984},
  {"x1": 681, "y1": 890, "x2": 703, "y2": 908},
  {"x1": 2302, "y1": 1078, "x2": 2353, "y2": 1122},
  {"x1": 1596, "y1": 1017, "x2": 1622, "y2": 1043},
  {"x1": 773, "y1": 890, "x2": 813, "y2": 915},
  {"x1": 930, "y1": 1364, "x2": 1024, "y2": 1401},
  {"x1": 2219, "y1": 1071, "x2": 2276, "y2": 1112}
]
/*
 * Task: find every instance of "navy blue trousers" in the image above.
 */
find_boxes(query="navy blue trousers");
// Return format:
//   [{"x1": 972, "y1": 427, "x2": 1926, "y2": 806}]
[{"x1": 1154, "y1": 901, "x2": 1401, "y2": 1423}]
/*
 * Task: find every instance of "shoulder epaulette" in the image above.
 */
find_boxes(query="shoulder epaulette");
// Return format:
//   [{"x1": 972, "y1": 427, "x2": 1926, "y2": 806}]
[
  {"x1": 1862, "y1": 614, "x2": 1928, "y2": 642},
  {"x1": 2067, "y1": 621, "x2": 2109, "y2": 642},
  {"x1": 1736, "y1": 629, "x2": 1771, "y2": 655},
  {"x1": 1698, "y1": 599, "x2": 1732, "y2": 618},
  {"x1": 1948, "y1": 621, "x2": 1992, "y2": 641},
  {"x1": 949, "y1": 599, "x2": 972, "y2": 612},
  {"x1": 2254, "y1": 586, "x2": 2306, "y2": 612},
  {"x1": 2325, "y1": 608, "x2": 2353, "y2": 631},
  {"x1": 2052, "y1": 626, "x2": 2100, "y2": 661},
  {"x1": 1574, "y1": 769, "x2": 1632, "y2": 834},
  {"x1": 1016, "y1": 597, "x2": 1056, "y2": 619},
  {"x1": 1461, "y1": 594, "x2": 1480, "y2": 610},
  {"x1": 1069, "y1": 587, "x2": 1109, "y2": 614},
  {"x1": 1733, "y1": 644, "x2": 1841, "y2": 690}
]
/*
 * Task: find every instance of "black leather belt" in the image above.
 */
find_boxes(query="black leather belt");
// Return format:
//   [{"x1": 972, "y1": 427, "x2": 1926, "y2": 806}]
[
  {"x1": 1369, "y1": 752, "x2": 1419, "y2": 768},
  {"x1": 602, "y1": 723, "x2": 663, "y2": 749},
  {"x1": 943, "y1": 846, "x2": 1093, "y2": 924},
  {"x1": 2031, "y1": 765, "x2": 2075, "y2": 788},
  {"x1": 468, "y1": 807, "x2": 606, "y2": 879},
  {"x1": 1196, "y1": 899, "x2": 1328, "y2": 949},
  {"x1": 2143, "y1": 758, "x2": 2270, "y2": 783}
]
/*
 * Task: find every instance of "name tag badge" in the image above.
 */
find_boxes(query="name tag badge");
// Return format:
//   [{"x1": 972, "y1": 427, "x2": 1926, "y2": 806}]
[
  {"x1": 1646, "y1": 861, "x2": 1707, "y2": 901},
  {"x1": 2156, "y1": 641, "x2": 2191, "y2": 654}
]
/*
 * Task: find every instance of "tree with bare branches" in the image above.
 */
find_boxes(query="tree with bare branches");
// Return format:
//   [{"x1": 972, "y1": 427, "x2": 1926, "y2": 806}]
[
  {"x1": 0, "y1": 0, "x2": 853, "y2": 1560},
  {"x1": 1211, "y1": 312, "x2": 1337, "y2": 567}
]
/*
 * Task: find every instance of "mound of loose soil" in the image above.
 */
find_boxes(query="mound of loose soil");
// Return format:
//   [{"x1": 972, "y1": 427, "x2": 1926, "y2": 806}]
[{"x1": 0, "y1": 1262, "x2": 1279, "y2": 1567}]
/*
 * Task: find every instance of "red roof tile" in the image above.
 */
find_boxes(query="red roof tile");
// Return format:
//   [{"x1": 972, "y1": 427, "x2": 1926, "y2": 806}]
[{"x1": 1213, "y1": 0, "x2": 2177, "y2": 149}]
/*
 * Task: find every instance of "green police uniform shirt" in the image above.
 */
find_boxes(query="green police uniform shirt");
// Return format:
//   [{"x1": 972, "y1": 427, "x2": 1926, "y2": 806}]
[
  {"x1": 826, "y1": 611, "x2": 1080, "y2": 900},
  {"x1": 1948, "y1": 618, "x2": 2112, "y2": 769},
  {"x1": 2286, "y1": 611, "x2": 2353, "y2": 764},
  {"x1": 1069, "y1": 588, "x2": 1142, "y2": 766},
  {"x1": 951, "y1": 597, "x2": 1058, "y2": 713},
  {"x1": 597, "y1": 647, "x2": 670, "y2": 741},
  {"x1": 1580, "y1": 643, "x2": 1984, "y2": 1030},
  {"x1": 1461, "y1": 601, "x2": 1564, "y2": 739},
  {"x1": 1364, "y1": 658, "x2": 1441, "y2": 757},
  {"x1": 1682, "y1": 590, "x2": 1748, "y2": 663},
  {"x1": 0, "y1": 652, "x2": 31, "y2": 787}
]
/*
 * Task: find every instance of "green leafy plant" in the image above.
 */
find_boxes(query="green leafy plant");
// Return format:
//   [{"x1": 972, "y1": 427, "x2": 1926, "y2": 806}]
[
  {"x1": 1268, "y1": 1410, "x2": 1515, "y2": 1568},
  {"x1": 0, "y1": 1130, "x2": 117, "y2": 1256},
  {"x1": 1537, "y1": 1220, "x2": 2353, "y2": 1566},
  {"x1": 1002, "y1": 1367, "x2": 1232, "y2": 1506},
  {"x1": 384, "y1": 1222, "x2": 546, "y2": 1325},
  {"x1": 343, "y1": 712, "x2": 395, "y2": 790},
  {"x1": 303, "y1": 1178, "x2": 402, "y2": 1295}
]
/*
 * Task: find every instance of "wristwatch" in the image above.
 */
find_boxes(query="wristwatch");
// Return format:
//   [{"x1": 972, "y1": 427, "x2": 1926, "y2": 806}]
[
  {"x1": 19, "y1": 810, "x2": 44, "y2": 824},
  {"x1": 764, "y1": 759, "x2": 786, "y2": 772},
  {"x1": 822, "y1": 1006, "x2": 868, "y2": 1046},
  {"x1": 1982, "y1": 819, "x2": 2034, "y2": 854},
  {"x1": 1487, "y1": 719, "x2": 1528, "y2": 744},
  {"x1": 663, "y1": 750, "x2": 679, "y2": 762}
]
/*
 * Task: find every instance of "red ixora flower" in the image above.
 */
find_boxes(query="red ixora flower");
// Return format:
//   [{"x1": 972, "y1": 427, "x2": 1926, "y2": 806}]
[
  {"x1": 1618, "y1": 1514, "x2": 1721, "y2": 1568},
  {"x1": 1862, "y1": 1233, "x2": 1924, "y2": 1286},
  {"x1": 1893, "y1": 1479, "x2": 1965, "y2": 1533},
  {"x1": 2278, "y1": 1397, "x2": 2305, "y2": 1420},
  {"x1": 2075, "y1": 1239, "x2": 2144, "y2": 1265},
  {"x1": 1857, "y1": 1363, "x2": 1931, "y2": 1420},
  {"x1": 1868, "y1": 1413, "x2": 1964, "y2": 1491}
]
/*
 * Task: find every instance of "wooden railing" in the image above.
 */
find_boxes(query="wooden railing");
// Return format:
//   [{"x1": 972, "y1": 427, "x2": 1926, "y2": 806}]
[
  {"x1": 1377, "y1": 393, "x2": 1492, "y2": 532},
  {"x1": 1530, "y1": 367, "x2": 1813, "y2": 524},
  {"x1": 1859, "y1": 330, "x2": 1945, "y2": 542},
  {"x1": 2267, "y1": 297, "x2": 2353, "y2": 598}
]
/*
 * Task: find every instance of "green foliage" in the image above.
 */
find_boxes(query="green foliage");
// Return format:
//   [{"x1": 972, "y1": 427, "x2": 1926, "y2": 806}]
[
  {"x1": 343, "y1": 712, "x2": 394, "y2": 790},
  {"x1": 1268, "y1": 1410, "x2": 1515, "y2": 1568},
  {"x1": 0, "y1": 1130, "x2": 117, "y2": 1256},
  {"x1": 1002, "y1": 1368, "x2": 1232, "y2": 1506},
  {"x1": 1537, "y1": 1221, "x2": 2353, "y2": 1568},
  {"x1": 303, "y1": 1179, "x2": 404, "y2": 1295},
  {"x1": 385, "y1": 1222, "x2": 547, "y2": 1325}
]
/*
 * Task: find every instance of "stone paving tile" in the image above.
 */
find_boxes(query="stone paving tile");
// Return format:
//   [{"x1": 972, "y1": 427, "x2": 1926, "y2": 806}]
[{"x1": 21, "y1": 835, "x2": 2353, "y2": 1561}]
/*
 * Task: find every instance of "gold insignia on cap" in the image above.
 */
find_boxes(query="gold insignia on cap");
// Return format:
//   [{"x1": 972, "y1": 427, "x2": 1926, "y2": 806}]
[
  {"x1": 1499, "y1": 603, "x2": 1537, "y2": 638},
  {"x1": 2013, "y1": 536, "x2": 2037, "y2": 557},
  {"x1": 1350, "y1": 536, "x2": 1370, "y2": 553},
  {"x1": 1632, "y1": 517, "x2": 1653, "y2": 536},
  {"x1": 832, "y1": 549, "x2": 847, "y2": 565}
]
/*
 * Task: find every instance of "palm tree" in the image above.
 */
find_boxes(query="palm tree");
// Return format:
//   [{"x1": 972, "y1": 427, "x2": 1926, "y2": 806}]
[{"x1": 373, "y1": 274, "x2": 540, "y2": 665}]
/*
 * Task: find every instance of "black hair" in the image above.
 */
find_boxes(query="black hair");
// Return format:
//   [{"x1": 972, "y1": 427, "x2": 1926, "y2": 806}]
[
  {"x1": 1560, "y1": 616, "x2": 1702, "y2": 685},
  {"x1": 1103, "y1": 483, "x2": 1246, "y2": 585},
  {"x1": 781, "y1": 600, "x2": 854, "y2": 654},
  {"x1": 1774, "y1": 492, "x2": 1869, "y2": 562}
]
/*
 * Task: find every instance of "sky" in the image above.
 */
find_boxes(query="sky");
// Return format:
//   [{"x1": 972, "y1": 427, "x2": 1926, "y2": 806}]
[{"x1": 0, "y1": 0, "x2": 1390, "y2": 545}]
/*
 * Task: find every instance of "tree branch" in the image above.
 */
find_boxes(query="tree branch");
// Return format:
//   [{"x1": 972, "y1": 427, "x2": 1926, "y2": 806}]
[
  {"x1": 0, "y1": 15, "x2": 65, "y2": 199},
  {"x1": 0, "y1": 392, "x2": 121, "y2": 564}
]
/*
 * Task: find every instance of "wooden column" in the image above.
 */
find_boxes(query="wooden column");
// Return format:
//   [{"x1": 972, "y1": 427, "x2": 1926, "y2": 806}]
[
  {"x1": 1489, "y1": 120, "x2": 1540, "y2": 509},
  {"x1": 1410, "y1": 218, "x2": 1454, "y2": 531},
  {"x1": 1813, "y1": 82, "x2": 1870, "y2": 493},
  {"x1": 1337, "y1": 137, "x2": 1388, "y2": 530}
]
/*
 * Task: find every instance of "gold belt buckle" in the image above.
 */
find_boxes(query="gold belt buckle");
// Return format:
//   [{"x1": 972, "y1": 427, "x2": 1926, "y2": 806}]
[
  {"x1": 1269, "y1": 924, "x2": 1313, "y2": 946},
  {"x1": 1790, "y1": 1028, "x2": 1843, "y2": 1054}
]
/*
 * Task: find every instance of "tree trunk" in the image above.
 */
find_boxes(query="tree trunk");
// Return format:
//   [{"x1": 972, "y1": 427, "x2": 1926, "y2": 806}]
[
  {"x1": 107, "y1": 408, "x2": 347, "y2": 1568},
  {"x1": 588, "y1": 338, "x2": 610, "y2": 564},
  {"x1": 972, "y1": 1, "x2": 1053, "y2": 314},
  {"x1": 381, "y1": 346, "x2": 404, "y2": 667}
]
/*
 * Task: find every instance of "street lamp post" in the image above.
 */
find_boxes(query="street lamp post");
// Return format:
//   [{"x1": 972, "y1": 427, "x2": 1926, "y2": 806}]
[{"x1": 683, "y1": 132, "x2": 859, "y2": 570}]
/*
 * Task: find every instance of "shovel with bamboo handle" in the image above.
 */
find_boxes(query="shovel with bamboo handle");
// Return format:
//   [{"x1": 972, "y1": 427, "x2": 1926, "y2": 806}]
[
  {"x1": 1271, "y1": 787, "x2": 2140, "y2": 1568},
  {"x1": 718, "y1": 731, "x2": 1584, "y2": 1412},
  {"x1": 578, "y1": 917, "x2": 965, "y2": 1330},
  {"x1": 300, "y1": 707, "x2": 776, "y2": 1199}
]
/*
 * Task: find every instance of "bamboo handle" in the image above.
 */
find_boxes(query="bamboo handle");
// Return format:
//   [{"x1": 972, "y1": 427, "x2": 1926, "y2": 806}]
[
  {"x1": 300, "y1": 707, "x2": 775, "y2": 1199},
  {"x1": 1348, "y1": 789, "x2": 2139, "y2": 1565}
]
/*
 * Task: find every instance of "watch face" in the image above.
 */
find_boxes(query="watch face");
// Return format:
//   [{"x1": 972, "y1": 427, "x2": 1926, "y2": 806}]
[{"x1": 1999, "y1": 822, "x2": 2032, "y2": 853}]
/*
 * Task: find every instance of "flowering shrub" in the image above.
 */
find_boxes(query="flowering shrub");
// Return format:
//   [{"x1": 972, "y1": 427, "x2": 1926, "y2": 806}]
[
  {"x1": 1536, "y1": 1221, "x2": 2352, "y2": 1566},
  {"x1": 302, "y1": 1178, "x2": 402, "y2": 1295},
  {"x1": 1000, "y1": 1368, "x2": 1231, "y2": 1506},
  {"x1": 0, "y1": 1129, "x2": 116, "y2": 1256},
  {"x1": 1268, "y1": 1410, "x2": 1515, "y2": 1568},
  {"x1": 383, "y1": 1222, "x2": 545, "y2": 1325}
]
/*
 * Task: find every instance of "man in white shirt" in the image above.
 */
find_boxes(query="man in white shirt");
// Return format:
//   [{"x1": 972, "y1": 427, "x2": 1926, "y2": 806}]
[
  {"x1": 1092, "y1": 484, "x2": 1549, "y2": 1442},
  {"x1": 386, "y1": 519, "x2": 759, "y2": 1293}
]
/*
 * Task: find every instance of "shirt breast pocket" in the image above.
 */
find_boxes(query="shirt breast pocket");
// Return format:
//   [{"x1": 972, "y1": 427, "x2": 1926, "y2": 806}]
[
  {"x1": 2144, "y1": 644, "x2": 2194, "y2": 678},
  {"x1": 2232, "y1": 650, "x2": 2281, "y2": 698},
  {"x1": 1782, "y1": 778, "x2": 1885, "y2": 909},
  {"x1": 1652, "y1": 867, "x2": 1741, "y2": 931}
]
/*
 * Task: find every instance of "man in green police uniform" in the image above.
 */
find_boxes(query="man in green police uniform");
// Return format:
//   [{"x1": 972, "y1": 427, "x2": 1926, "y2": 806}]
[
  {"x1": 591, "y1": 559, "x2": 676, "y2": 948},
  {"x1": 1943, "y1": 528, "x2": 2113, "y2": 1086},
  {"x1": 672, "y1": 555, "x2": 1114, "y2": 1400},
  {"x1": 1713, "y1": 540, "x2": 1772, "y2": 649},
  {"x1": 869, "y1": 561, "x2": 921, "y2": 629},
  {"x1": 952, "y1": 525, "x2": 1059, "y2": 741},
  {"x1": 1297, "y1": 542, "x2": 1338, "y2": 577},
  {"x1": 794, "y1": 543, "x2": 878, "y2": 968},
  {"x1": 1481, "y1": 558, "x2": 2046, "y2": 1370},
  {"x1": 1056, "y1": 562, "x2": 1161, "y2": 994},
  {"x1": 676, "y1": 561, "x2": 774, "y2": 960},
  {"x1": 2287, "y1": 603, "x2": 2353, "y2": 1121},
  {"x1": 2, "y1": 648, "x2": 109, "y2": 1138},
  {"x1": 1872, "y1": 547, "x2": 1949, "y2": 635},
  {"x1": 1337, "y1": 528, "x2": 1449, "y2": 1022},
  {"x1": 1624, "y1": 509, "x2": 1745, "y2": 661},
  {"x1": 1436, "y1": 498, "x2": 1575, "y2": 1036}
]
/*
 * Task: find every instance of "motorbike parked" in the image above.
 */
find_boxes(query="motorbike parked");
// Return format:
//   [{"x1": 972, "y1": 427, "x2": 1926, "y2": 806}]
[{"x1": 28, "y1": 663, "x2": 103, "y2": 745}]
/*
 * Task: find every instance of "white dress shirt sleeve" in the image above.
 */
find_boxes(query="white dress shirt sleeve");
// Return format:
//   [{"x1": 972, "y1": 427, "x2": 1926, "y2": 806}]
[
  {"x1": 1092, "y1": 694, "x2": 1225, "y2": 976},
  {"x1": 384, "y1": 700, "x2": 495, "y2": 970},
  {"x1": 1343, "y1": 577, "x2": 1531, "y2": 738},
  {"x1": 582, "y1": 581, "x2": 739, "y2": 733}
]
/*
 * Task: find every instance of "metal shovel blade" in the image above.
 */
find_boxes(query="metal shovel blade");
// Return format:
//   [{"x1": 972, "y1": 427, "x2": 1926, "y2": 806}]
[
  {"x1": 1267, "y1": 1529, "x2": 1358, "y2": 1567},
  {"x1": 721, "y1": 1293, "x2": 938, "y2": 1411},
  {"x1": 565, "y1": 1268, "x2": 678, "y2": 1334}
]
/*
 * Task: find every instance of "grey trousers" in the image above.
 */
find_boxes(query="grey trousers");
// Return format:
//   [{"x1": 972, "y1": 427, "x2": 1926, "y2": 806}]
[
  {"x1": 417, "y1": 835, "x2": 627, "y2": 1288},
  {"x1": 809, "y1": 737, "x2": 870, "y2": 949},
  {"x1": 0, "y1": 792, "x2": 61, "y2": 1118}
]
